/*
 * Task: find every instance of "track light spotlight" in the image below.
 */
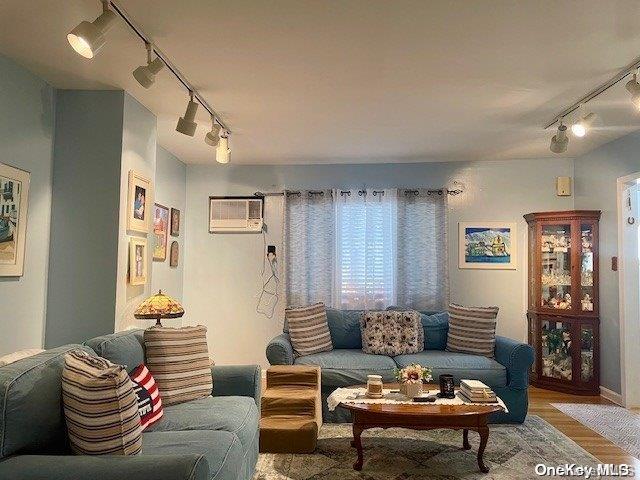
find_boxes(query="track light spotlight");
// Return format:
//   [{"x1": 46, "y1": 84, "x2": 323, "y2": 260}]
[
  {"x1": 550, "y1": 122, "x2": 568, "y2": 154},
  {"x1": 133, "y1": 43, "x2": 164, "y2": 88},
  {"x1": 205, "y1": 118, "x2": 221, "y2": 146},
  {"x1": 571, "y1": 112, "x2": 596, "y2": 138},
  {"x1": 67, "y1": 1, "x2": 117, "y2": 58},
  {"x1": 625, "y1": 73, "x2": 640, "y2": 109},
  {"x1": 176, "y1": 93, "x2": 199, "y2": 137},
  {"x1": 216, "y1": 134, "x2": 230, "y2": 164}
]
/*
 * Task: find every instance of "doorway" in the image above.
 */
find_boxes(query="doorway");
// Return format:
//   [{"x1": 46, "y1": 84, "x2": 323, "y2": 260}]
[{"x1": 618, "y1": 173, "x2": 640, "y2": 408}]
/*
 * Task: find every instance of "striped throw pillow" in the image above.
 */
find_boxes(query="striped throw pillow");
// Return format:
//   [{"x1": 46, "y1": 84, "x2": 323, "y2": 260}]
[
  {"x1": 446, "y1": 304, "x2": 500, "y2": 358},
  {"x1": 62, "y1": 350, "x2": 142, "y2": 455},
  {"x1": 129, "y1": 364, "x2": 164, "y2": 430},
  {"x1": 143, "y1": 325, "x2": 213, "y2": 406},
  {"x1": 285, "y1": 302, "x2": 333, "y2": 357}
]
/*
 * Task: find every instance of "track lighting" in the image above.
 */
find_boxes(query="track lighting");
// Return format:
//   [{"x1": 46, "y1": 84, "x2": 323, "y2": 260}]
[
  {"x1": 67, "y1": 1, "x2": 117, "y2": 59},
  {"x1": 571, "y1": 112, "x2": 596, "y2": 138},
  {"x1": 176, "y1": 93, "x2": 199, "y2": 137},
  {"x1": 550, "y1": 122, "x2": 569, "y2": 154},
  {"x1": 205, "y1": 118, "x2": 221, "y2": 146},
  {"x1": 216, "y1": 134, "x2": 230, "y2": 164},
  {"x1": 133, "y1": 43, "x2": 164, "y2": 88},
  {"x1": 625, "y1": 73, "x2": 640, "y2": 109}
]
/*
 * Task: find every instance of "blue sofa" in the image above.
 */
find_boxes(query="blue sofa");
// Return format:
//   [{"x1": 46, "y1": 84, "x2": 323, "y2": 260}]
[
  {"x1": 0, "y1": 330, "x2": 260, "y2": 480},
  {"x1": 266, "y1": 309, "x2": 534, "y2": 423}
]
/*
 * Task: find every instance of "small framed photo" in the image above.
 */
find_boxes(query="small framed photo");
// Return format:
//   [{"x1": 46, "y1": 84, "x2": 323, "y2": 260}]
[
  {"x1": 459, "y1": 222, "x2": 517, "y2": 270},
  {"x1": 129, "y1": 237, "x2": 148, "y2": 285},
  {"x1": 170, "y1": 208, "x2": 180, "y2": 237},
  {"x1": 170, "y1": 241, "x2": 179, "y2": 267},
  {"x1": 153, "y1": 203, "x2": 169, "y2": 261},
  {"x1": 0, "y1": 163, "x2": 30, "y2": 277},
  {"x1": 127, "y1": 170, "x2": 152, "y2": 233}
]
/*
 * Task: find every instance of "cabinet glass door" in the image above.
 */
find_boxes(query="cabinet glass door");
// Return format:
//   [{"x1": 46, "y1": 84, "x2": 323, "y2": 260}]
[
  {"x1": 580, "y1": 223, "x2": 595, "y2": 312},
  {"x1": 581, "y1": 326, "x2": 594, "y2": 382},
  {"x1": 541, "y1": 320, "x2": 572, "y2": 380},
  {"x1": 541, "y1": 224, "x2": 572, "y2": 310}
]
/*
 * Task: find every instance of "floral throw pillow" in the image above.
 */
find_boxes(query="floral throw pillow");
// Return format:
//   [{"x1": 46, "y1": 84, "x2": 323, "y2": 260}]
[{"x1": 360, "y1": 311, "x2": 424, "y2": 356}]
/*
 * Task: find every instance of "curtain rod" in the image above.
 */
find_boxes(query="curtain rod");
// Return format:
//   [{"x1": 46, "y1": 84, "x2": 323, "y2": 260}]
[{"x1": 257, "y1": 188, "x2": 463, "y2": 197}]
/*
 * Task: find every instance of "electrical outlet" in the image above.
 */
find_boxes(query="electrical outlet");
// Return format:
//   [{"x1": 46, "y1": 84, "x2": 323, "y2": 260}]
[{"x1": 267, "y1": 245, "x2": 276, "y2": 256}]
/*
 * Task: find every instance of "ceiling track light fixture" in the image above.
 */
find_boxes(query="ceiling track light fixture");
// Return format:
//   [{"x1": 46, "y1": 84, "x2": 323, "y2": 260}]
[
  {"x1": 550, "y1": 120, "x2": 569, "y2": 154},
  {"x1": 205, "y1": 116, "x2": 222, "y2": 147},
  {"x1": 67, "y1": 0, "x2": 116, "y2": 58},
  {"x1": 571, "y1": 109, "x2": 597, "y2": 138},
  {"x1": 216, "y1": 133, "x2": 231, "y2": 164},
  {"x1": 176, "y1": 92, "x2": 199, "y2": 137},
  {"x1": 625, "y1": 71, "x2": 640, "y2": 109},
  {"x1": 133, "y1": 42, "x2": 165, "y2": 88},
  {"x1": 68, "y1": 0, "x2": 232, "y2": 160}
]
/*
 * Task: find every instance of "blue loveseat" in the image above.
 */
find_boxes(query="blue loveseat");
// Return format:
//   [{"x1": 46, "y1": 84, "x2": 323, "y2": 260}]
[
  {"x1": 266, "y1": 309, "x2": 534, "y2": 423},
  {"x1": 0, "y1": 329, "x2": 260, "y2": 480}
]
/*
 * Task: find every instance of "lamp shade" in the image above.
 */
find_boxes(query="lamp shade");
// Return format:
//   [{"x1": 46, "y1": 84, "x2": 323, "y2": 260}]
[{"x1": 134, "y1": 290, "x2": 184, "y2": 325}]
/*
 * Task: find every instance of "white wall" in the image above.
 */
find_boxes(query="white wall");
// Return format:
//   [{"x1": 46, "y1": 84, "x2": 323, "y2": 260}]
[
  {"x1": 184, "y1": 158, "x2": 573, "y2": 367},
  {"x1": 574, "y1": 132, "x2": 640, "y2": 394},
  {"x1": 0, "y1": 55, "x2": 55, "y2": 355},
  {"x1": 151, "y1": 146, "x2": 186, "y2": 327}
]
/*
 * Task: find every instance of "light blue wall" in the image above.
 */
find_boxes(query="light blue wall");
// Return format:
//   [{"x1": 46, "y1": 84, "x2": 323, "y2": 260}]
[
  {"x1": 151, "y1": 146, "x2": 186, "y2": 320},
  {"x1": 0, "y1": 55, "x2": 55, "y2": 355},
  {"x1": 45, "y1": 91, "x2": 124, "y2": 347},
  {"x1": 184, "y1": 158, "x2": 574, "y2": 367},
  {"x1": 574, "y1": 132, "x2": 640, "y2": 394}
]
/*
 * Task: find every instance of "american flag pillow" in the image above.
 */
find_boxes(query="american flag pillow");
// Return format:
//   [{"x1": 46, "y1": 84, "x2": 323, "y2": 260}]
[{"x1": 129, "y1": 364, "x2": 164, "y2": 430}]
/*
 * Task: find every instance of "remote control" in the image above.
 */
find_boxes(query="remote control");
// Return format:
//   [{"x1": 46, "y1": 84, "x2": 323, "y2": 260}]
[{"x1": 413, "y1": 396, "x2": 436, "y2": 402}]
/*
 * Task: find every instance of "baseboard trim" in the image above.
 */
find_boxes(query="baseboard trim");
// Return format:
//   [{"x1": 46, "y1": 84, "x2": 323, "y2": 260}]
[{"x1": 599, "y1": 386, "x2": 624, "y2": 406}]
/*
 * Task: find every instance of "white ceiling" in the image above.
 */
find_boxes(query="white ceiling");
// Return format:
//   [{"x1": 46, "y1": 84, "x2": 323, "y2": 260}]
[{"x1": 2, "y1": 0, "x2": 640, "y2": 165}]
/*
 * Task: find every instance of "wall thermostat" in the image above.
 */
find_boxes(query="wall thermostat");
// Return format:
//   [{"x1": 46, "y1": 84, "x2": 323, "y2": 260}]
[{"x1": 556, "y1": 176, "x2": 572, "y2": 196}]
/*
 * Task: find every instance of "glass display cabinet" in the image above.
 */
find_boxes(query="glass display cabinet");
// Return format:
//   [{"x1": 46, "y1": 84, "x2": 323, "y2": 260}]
[{"x1": 524, "y1": 210, "x2": 601, "y2": 395}]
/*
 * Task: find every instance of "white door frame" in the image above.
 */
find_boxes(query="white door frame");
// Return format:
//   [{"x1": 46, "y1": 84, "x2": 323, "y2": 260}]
[{"x1": 617, "y1": 171, "x2": 640, "y2": 408}]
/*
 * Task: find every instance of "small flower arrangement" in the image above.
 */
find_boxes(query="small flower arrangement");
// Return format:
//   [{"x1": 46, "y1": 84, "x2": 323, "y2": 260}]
[{"x1": 395, "y1": 363, "x2": 433, "y2": 384}]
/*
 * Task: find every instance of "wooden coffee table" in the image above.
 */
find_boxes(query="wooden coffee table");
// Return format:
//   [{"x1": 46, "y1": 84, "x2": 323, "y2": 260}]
[{"x1": 338, "y1": 383, "x2": 503, "y2": 473}]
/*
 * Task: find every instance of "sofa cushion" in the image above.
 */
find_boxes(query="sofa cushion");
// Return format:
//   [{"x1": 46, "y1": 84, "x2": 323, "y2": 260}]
[
  {"x1": 145, "y1": 396, "x2": 259, "y2": 454},
  {"x1": 421, "y1": 312, "x2": 449, "y2": 350},
  {"x1": 393, "y1": 350, "x2": 507, "y2": 387},
  {"x1": 142, "y1": 430, "x2": 243, "y2": 480},
  {"x1": 325, "y1": 309, "x2": 364, "y2": 349},
  {"x1": 360, "y1": 311, "x2": 424, "y2": 356},
  {"x1": 0, "y1": 345, "x2": 94, "y2": 459},
  {"x1": 285, "y1": 303, "x2": 333, "y2": 357},
  {"x1": 84, "y1": 329, "x2": 145, "y2": 373},
  {"x1": 130, "y1": 364, "x2": 164, "y2": 430},
  {"x1": 62, "y1": 350, "x2": 142, "y2": 455},
  {"x1": 294, "y1": 349, "x2": 397, "y2": 387},
  {"x1": 446, "y1": 303, "x2": 499, "y2": 358}
]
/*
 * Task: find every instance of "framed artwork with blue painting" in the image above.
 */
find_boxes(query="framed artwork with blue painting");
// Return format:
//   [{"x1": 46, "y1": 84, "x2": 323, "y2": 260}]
[{"x1": 458, "y1": 222, "x2": 517, "y2": 270}]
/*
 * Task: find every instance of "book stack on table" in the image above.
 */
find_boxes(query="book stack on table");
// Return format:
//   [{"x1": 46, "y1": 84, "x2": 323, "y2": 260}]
[{"x1": 459, "y1": 379, "x2": 497, "y2": 403}]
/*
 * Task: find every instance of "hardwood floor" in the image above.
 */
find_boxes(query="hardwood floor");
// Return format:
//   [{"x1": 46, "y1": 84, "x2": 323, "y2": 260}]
[{"x1": 528, "y1": 386, "x2": 640, "y2": 468}]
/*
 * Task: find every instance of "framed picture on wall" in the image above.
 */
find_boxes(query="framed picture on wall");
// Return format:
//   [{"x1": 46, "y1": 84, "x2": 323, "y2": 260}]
[
  {"x1": 0, "y1": 163, "x2": 30, "y2": 277},
  {"x1": 153, "y1": 203, "x2": 169, "y2": 261},
  {"x1": 170, "y1": 241, "x2": 179, "y2": 267},
  {"x1": 170, "y1": 208, "x2": 180, "y2": 237},
  {"x1": 129, "y1": 237, "x2": 148, "y2": 285},
  {"x1": 458, "y1": 222, "x2": 517, "y2": 270},
  {"x1": 127, "y1": 170, "x2": 152, "y2": 233}
]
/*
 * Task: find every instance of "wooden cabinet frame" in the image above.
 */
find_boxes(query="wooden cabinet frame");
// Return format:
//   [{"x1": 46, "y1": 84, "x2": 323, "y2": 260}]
[{"x1": 524, "y1": 210, "x2": 601, "y2": 395}]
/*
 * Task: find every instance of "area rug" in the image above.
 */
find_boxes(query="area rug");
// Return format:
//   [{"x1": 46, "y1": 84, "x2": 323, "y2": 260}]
[
  {"x1": 552, "y1": 402, "x2": 640, "y2": 460},
  {"x1": 254, "y1": 416, "x2": 599, "y2": 479}
]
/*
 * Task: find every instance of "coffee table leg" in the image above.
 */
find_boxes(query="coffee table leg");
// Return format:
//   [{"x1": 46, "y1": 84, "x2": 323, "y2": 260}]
[
  {"x1": 477, "y1": 426, "x2": 489, "y2": 473},
  {"x1": 352, "y1": 424, "x2": 364, "y2": 471},
  {"x1": 462, "y1": 429, "x2": 470, "y2": 450}
]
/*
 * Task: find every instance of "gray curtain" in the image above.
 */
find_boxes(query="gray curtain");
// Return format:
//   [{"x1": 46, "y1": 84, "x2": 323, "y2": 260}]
[
  {"x1": 396, "y1": 189, "x2": 449, "y2": 311},
  {"x1": 284, "y1": 190, "x2": 335, "y2": 308}
]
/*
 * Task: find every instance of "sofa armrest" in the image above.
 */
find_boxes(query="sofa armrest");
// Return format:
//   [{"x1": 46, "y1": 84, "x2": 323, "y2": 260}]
[
  {"x1": 0, "y1": 454, "x2": 209, "y2": 480},
  {"x1": 266, "y1": 333, "x2": 294, "y2": 365},
  {"x1": 494, "y1": 335, "x2": 534, "y2": 390},
  {"x1": 211, "y1": 364, "x2": 261, "y2": 405}
]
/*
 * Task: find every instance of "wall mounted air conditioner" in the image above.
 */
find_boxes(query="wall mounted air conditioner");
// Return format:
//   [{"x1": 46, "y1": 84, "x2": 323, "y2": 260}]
[{"x1": 209, "y1": 196, "x2": 264, "y2": 233}]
